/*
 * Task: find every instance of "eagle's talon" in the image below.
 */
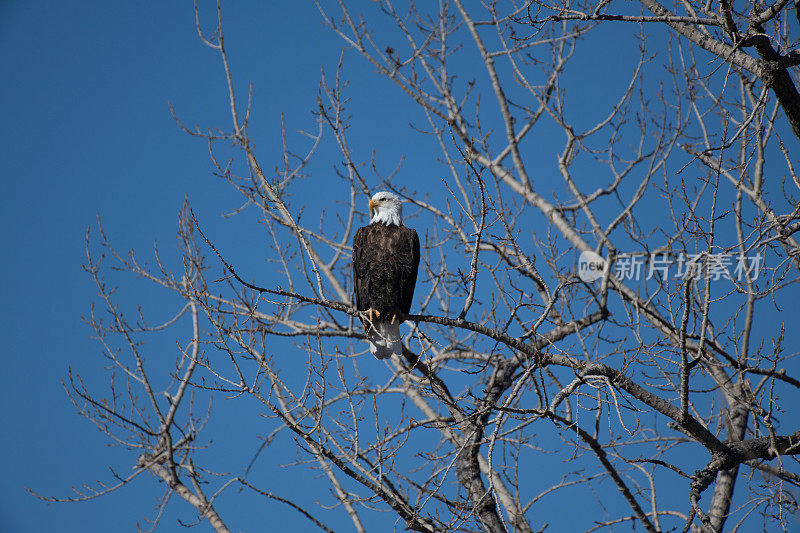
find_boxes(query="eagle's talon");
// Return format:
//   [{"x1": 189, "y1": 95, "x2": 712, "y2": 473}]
[{"x1": 363, "y1": 308, "x2": 380, "y2": 323}]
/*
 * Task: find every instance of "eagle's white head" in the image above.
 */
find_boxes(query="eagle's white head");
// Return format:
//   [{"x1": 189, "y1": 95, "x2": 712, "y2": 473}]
[{"x1": 368, "y1": 191, "x2": 403, "y2": 226}]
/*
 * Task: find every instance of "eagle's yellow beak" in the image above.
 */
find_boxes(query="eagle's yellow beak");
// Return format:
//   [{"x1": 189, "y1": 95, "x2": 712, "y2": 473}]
[{"x1": 368, "y1": 199, "x2": 378, "y2": 211}]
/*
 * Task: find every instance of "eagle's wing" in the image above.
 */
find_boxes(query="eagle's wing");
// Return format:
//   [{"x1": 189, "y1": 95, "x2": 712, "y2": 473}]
[
  {"x1": 398, "y1": 227, "x2": 420, "y2": 315},
  {"x1": 353, "y1": 227, "x2": 370, "y2": 312}
]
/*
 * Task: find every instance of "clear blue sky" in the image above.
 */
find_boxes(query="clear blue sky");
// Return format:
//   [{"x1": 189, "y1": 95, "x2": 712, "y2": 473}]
[{"x1": 0, "y1": 2, "x2": 356, "y2": 530}]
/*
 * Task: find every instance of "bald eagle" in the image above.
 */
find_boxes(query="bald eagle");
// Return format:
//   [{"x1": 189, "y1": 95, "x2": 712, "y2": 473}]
[{"x1": 353, "y1": 191, "x2": 420, "y2": 359}]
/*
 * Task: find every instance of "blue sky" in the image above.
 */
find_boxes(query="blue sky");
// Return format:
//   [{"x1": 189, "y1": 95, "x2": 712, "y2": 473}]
[
  {"x1": 0, "y1": 2, "x2": 348, "y2": 530},
  {"x1": 3, "y1": 1, "x2": 798, "y2": 532}
]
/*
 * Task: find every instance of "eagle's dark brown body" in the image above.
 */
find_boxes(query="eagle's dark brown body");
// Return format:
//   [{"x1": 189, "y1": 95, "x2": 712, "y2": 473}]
[{"x1": 352, "y1": 222, "x2": 420, "y2": 321}]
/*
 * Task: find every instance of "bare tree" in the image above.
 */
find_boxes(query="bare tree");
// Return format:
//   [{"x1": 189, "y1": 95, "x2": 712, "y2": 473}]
[{"x1": 39, "y1": 1, "x2": 800, "y2": 531}]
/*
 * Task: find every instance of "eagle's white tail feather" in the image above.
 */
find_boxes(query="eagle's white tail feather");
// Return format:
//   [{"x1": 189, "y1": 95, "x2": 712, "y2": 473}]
[{"x1": 368, "y1": 321, "x2": 402, "y2": 359}]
